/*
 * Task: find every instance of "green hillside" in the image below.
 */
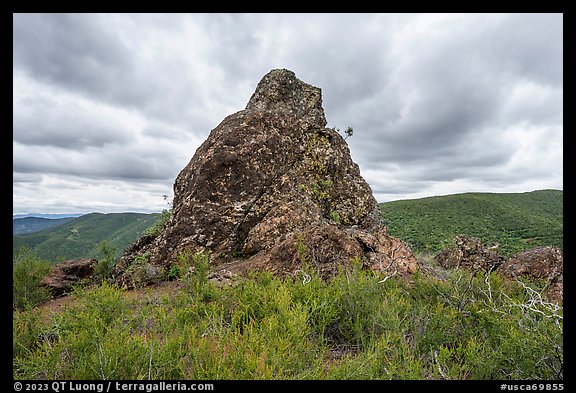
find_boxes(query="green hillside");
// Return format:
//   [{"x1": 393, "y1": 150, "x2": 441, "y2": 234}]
[
  {"x1": 379, "y1": 189, "x2": 563, "y2": 258},
  {"x1": 13, "y1": 212, "x2": 159, "y2": 263},
  {"x1": 12, "y1": 190, "x2": 563, "y2": 264},
  {"x1": 13, "y1": 217, "x2": 74, "y2": 235}
]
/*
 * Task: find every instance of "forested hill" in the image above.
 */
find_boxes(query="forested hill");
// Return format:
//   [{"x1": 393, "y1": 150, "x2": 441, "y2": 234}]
[
  {"x1": 13, "y1": 189, "x2": 563, "y2": 264},
  {"x1": 13, "y1": 212, "x2": 159, "y2": 263},
  {"x1": 379, "y1": 189, "x2": 562, "y2": 258},
  {"x1": 13, "y1": 217, "x2": 75, "y2": 235}
]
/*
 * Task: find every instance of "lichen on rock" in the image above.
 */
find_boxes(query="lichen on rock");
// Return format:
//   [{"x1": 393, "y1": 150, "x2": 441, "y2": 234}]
[{"x1": 117, "y1": 68, "x2": 417, "y2": 285}]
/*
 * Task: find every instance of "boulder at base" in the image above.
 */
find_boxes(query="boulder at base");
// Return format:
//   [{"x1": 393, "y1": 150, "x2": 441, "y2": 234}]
[
  {"x1": 118, "y1": 69, "x2": 416, "y2": 284},
  {"x1": 41, "y1": 258, "x2": 97, "y2": 297}
]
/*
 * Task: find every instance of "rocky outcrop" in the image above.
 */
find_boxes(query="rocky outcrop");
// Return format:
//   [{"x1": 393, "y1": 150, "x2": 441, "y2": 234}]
[
  {"x1": 498, "y1": 246, "x2": 563, "y2": 282},
  {"x1": 435, "y1": 235, "x2": 504, "y2": 272},
  {"x1": 436, "y1": 238, "x2": 563, "y2": 304},
  {"x1": 499, "y1": 246, "x2": 563, "y2": 304},
  {"x1": 118, "y1": 69, "x2": 416, "y2": 284},
  {"x1": 41, "y1": 258, "x2": 97, "y2": 297},
  {"x1": 211, "y1": 224, "x2": 417, "y2": 280}
]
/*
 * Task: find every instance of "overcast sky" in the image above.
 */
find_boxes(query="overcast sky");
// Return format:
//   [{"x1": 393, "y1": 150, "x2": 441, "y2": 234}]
[{"x1": 13, "y1": 13, "x2": 563, "y2": 215}]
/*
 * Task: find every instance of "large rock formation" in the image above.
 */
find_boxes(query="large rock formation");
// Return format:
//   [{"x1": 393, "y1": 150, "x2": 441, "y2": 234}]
[{"x1": 118, "y1": 69, "x2": 416, "y2": 283}]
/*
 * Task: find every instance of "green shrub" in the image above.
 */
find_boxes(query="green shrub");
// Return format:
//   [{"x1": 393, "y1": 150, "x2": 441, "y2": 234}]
[
  {"x1": 144, "y1": 209, "x2": 171, "y2": 238},
  {"x1": 167, "y1": 265, "x2": 181, "y2": 280},
  {"x1": 94, "y1": 240, "x2": 117, "y2": 282},
  {"x1": 13, "y1": 249, "x2": 52, "y2": 309},
  {"x1": 329, "y1": 210, "x2": 341, "y2": 224},
  {"x1": 177, "y1": 250, "x2": 215, "y2": 301},
  {"x1": 123, "y1": 252, "x2": 165, "y2": 288}
]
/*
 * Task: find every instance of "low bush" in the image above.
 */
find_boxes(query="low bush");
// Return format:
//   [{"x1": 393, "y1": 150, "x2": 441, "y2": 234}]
[
  {"x1": 93, "y1": 240, "x2": 117, "y2": 282},
  {"x1": 144, "y1": 209, "x2": 171, "y2": 238},
  {"x1": 13, "y1": 248, "x2": 52, "y2": 310}
]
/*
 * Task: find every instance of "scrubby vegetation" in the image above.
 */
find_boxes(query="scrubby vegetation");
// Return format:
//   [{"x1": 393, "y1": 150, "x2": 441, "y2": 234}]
[
  {"x1": 13, "y1": 253, "x2": 562, "y2": 380},
  {"x1": 93, "y1": 240, "x2": 118, "y2": 283},
  {"x1": 143, "y1": 209, "x2": 171, "y2": 238},
  {"x1": 13, "y1": 248, "x2": 52, "y2": 310},
  {"x1": 380, "y1": 190, "x2": 562, "y2": 258},
  {"x1": 12, "y1": 190, "x2": 563, "y2": 379}
]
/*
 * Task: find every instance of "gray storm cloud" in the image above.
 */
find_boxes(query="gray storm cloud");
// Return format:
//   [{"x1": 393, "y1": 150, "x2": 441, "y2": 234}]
[{"x1": 13, "y1": 13, "x2": 563, "y2": 214}]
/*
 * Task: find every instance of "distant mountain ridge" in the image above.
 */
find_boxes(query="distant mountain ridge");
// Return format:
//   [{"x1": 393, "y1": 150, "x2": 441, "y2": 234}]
[
  {"x1": 13, "y1": 217, "x2": 75, "y2": 235},
  {"x1": 13, "y1": 213, "x2": 83, "y2": 219},
  {"x1": 379, "y1": 189, "x2": 562, "y2": 258},
  {"x1": 13, "y1": 212, "x2": 160, "y2": 263}
]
